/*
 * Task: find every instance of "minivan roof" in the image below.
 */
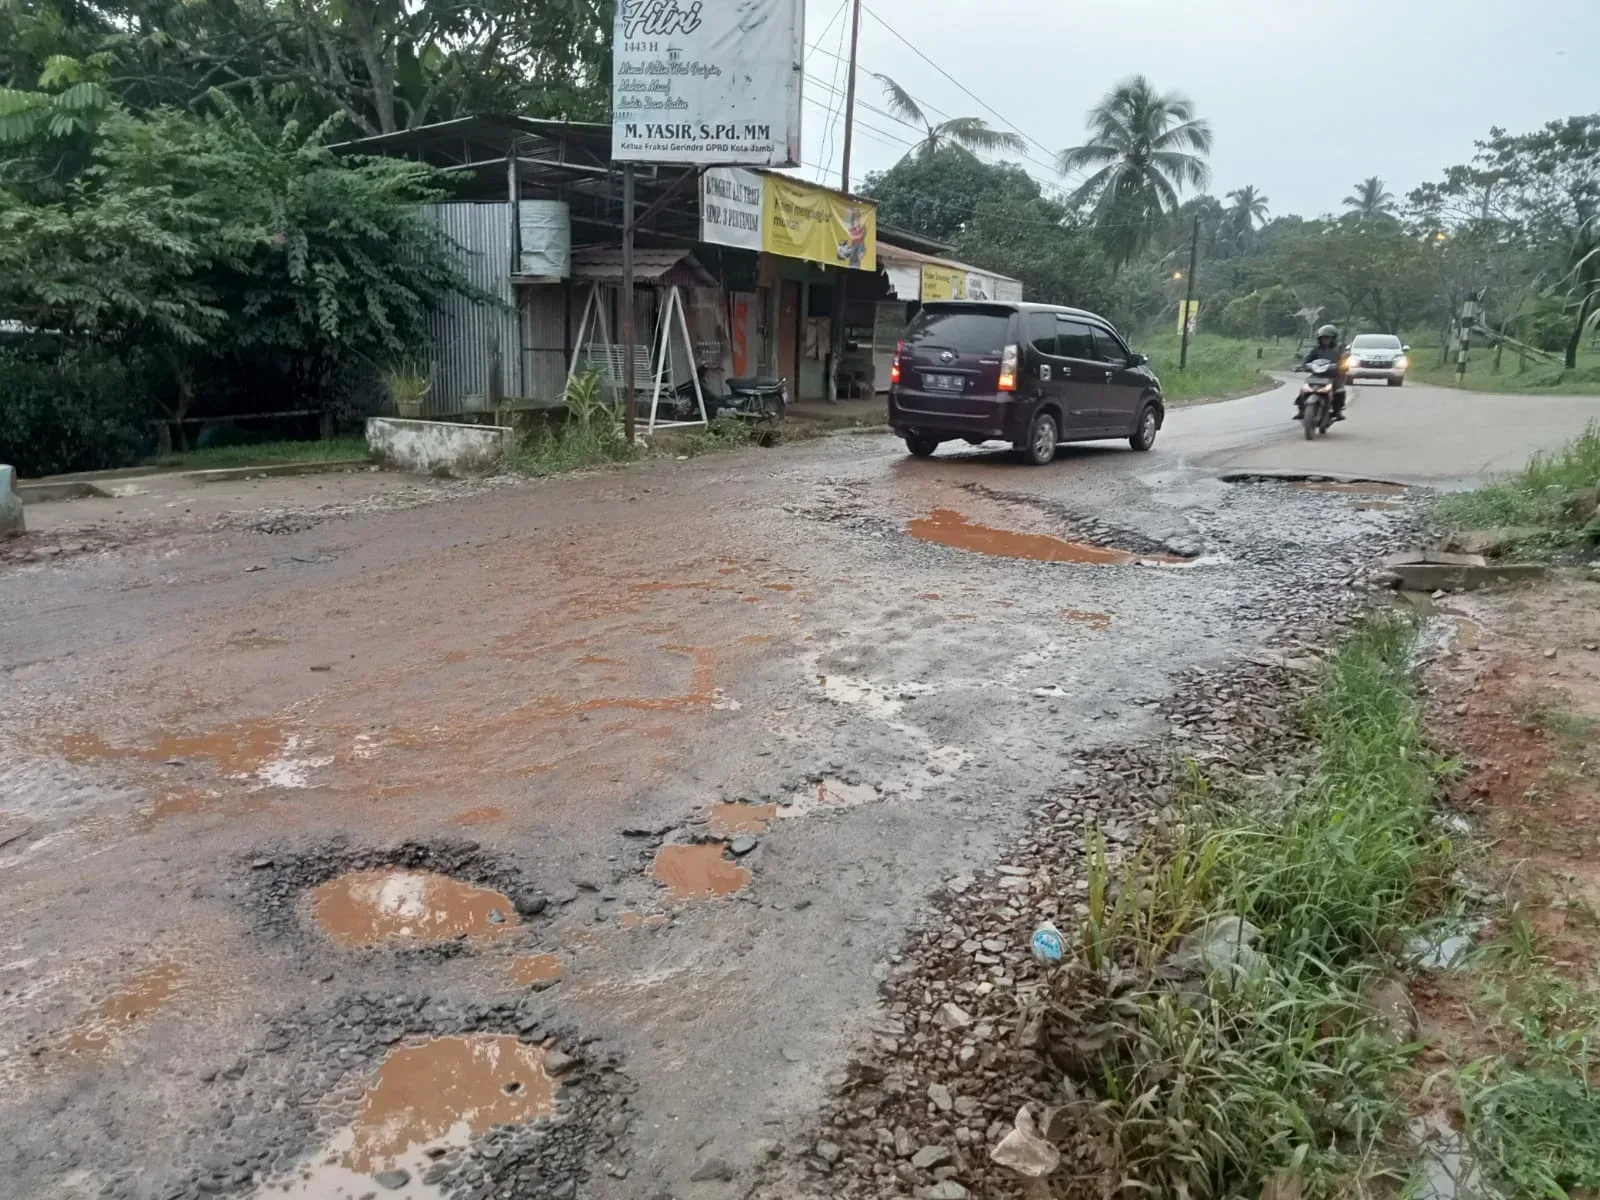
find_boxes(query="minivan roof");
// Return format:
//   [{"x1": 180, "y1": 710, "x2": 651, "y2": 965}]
[{"x1": 920, "y1": 299, "x2": 1109, "y2": 323}]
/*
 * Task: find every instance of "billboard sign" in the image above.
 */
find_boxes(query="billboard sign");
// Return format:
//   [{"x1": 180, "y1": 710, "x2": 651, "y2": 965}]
[
  {"x1": 699, "y1": 167, "x2": 765, "y2": 250},
  {"x1": 700, "y1": 169, "x2": 877, "y2": 271},
  {"x1": 612, "y1": 0, "x2": 804, "y2": 165}
]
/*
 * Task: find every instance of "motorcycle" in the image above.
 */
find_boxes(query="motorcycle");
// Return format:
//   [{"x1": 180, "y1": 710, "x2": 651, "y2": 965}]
[
  {"x1": 1295, "y1": 358, "x2": 1340, "y2": 440},
  {"x1": 652, "y1": 369, "x2": 788, "y2": 423}
]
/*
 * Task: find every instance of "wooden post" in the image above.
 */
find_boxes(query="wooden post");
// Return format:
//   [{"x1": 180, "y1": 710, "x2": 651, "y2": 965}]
[{"x1": 621, "y1": 163, "x2": 637, "y2": 443}]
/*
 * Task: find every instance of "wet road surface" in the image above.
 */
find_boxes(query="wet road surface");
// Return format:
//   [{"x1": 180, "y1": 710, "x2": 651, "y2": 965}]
[{"x1": 0, "y1": 387, "x2": 1590, "y2": 1200}]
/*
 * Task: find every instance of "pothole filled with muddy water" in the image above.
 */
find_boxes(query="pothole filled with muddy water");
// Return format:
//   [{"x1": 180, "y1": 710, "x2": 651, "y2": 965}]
[
  {"x1": 312, "y1": 870, "x2": 518, "y2": 948},
  {"x1": 164, "y1": 986, "x2": 628, "y2": 1200},
  {"x1": 241, "y1": 841, "x2": 548, "y2": 951},
  {"x1": 908, "y1": 508, "x2": 1183, "y2": 566},
  {"x1": 267, "y1": 1035, "x2": 558, "y2": 1197},
  {"x1": 649, "y1": 843, "x2": 752, "y2": 900}
]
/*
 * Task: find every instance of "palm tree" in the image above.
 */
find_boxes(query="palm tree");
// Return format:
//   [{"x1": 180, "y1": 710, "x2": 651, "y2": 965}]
[
  {"x1": 874, "y1": 75, "x2": 1027, "y2": 161},
  {"x1": 1343, "y1": 176, "x2": 1397, "y2": 221},
  {"x1": 1057, "y1": 75, "x2": 1213, "y2": 266},
  {"x1": 1226, "y1": 185, "x2": 1270, "y2": 234}
]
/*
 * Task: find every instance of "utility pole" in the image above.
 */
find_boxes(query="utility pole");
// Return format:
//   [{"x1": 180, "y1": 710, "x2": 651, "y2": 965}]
[
  {"x1": 839, "y1": 0, "x2": 862, "y2": 192},
  {"x1": 1456, "y1": 293, "x2": 1476, "y2": 383},
  {"x1": 831, "y1": 0, "x2": 863, "y2": 404},
  {"x1": 1179, "y1": 215, "x2": 1200, "y2": 370},
  {"x1": 621, "y1": 163, "x2": 636, "y2": 442}
]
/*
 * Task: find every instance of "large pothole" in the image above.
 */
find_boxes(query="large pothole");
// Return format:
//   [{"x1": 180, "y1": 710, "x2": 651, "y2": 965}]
[
  {"x1": 240, "y1": 839, "x2": 549, "y2": 954},
  {"x1": 169, "y1": 993, "x2": 627, "y2": 1200}
]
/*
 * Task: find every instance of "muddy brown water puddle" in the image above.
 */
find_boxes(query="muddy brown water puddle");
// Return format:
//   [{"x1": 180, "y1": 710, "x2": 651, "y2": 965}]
[
  {"x1": 707, "y1": 801, "x2": 778, "y2": 835},
  {"x1": 264, "y1": 1035, "x2": 557, "y2": 1197},
  {"x1": 56, "y1": 962, "x2": 184, "y2": 1058},
  {"x1": 650, "y1": 843, "x2": 752, "y2": 900},
  {"x1": 312, "y1": 870, "x2": 517, "y2": 948},
  {"x1": 907, "y1": 508, "x2": 1178, "y2": 565},
  {"x1": 508, "y1": 954, "x2": 564, "y2": 987},
  {"x1": 60, "y1": 719, "x2": 291, "y2": 778}
]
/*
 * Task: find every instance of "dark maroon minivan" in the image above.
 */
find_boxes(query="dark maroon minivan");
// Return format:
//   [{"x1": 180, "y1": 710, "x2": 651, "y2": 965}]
[{"x1": 888, "y1": 301, "x2": 1164, "y2": 465}]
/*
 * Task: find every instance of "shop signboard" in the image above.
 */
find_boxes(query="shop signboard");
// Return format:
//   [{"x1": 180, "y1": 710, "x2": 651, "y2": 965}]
[
  {"x1": 700, "y1": 169, "x2": 877, "y2": 272},
  {"x1": 612, "y1": 0, "x2": 805, "y2": 165}
]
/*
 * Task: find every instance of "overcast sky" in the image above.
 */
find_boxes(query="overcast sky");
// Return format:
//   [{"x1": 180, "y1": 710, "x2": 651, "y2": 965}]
[{"x1": 798, "y1": 0, "x2": 1599, "y2": 220}]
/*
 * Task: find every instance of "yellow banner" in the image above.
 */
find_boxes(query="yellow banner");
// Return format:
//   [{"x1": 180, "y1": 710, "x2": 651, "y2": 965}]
[
  {"x1": 762, "y1": 176, "x2": 876, "y2": 272},
  {"x1": 920, "y1": 265, "x2": 965, "y2": 301},
  {"x1": 1178, "y1": 300, "x2": 1199, "y2": 335}
]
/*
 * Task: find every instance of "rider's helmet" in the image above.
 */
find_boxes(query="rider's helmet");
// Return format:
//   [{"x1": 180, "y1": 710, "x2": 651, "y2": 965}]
[{"x1": 1316, "y1": 323, "x2": 1338, "y2": 346}]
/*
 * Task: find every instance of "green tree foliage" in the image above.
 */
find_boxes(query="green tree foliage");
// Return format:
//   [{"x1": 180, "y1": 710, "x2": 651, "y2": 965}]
[
  {"x1": 1, "y1": 0, "x2": 610, "y2": 136},
  {"x1": 872, "y1": 74, "x2": 1026, "y2": 162},
  {"x1": 1058, "y1": 75, "x2": 1213, "y2": 268},
  {"x1": 1342, "y1": 176, "x2": 1398, "y2": 222},
  {"x1": 0, "y1": 83, "x2": 473, "y2": 457},
  {"x1": 1272, "y1": 219, "x2": 1433, "y2": 334},
  {"x1": 860, "y1": 149, "x2": 1041, "y2": 242},
  {"x1": 954, "y1": 193, "x2": 1115, "y2": 317}
]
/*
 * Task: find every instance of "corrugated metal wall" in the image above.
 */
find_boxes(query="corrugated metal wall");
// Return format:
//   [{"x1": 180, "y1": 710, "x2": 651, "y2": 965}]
[
  {"x1": 520, "y1": 284, "x2": 569, "y2": 404},
  {"x1": 422, "y1": 203, "x2": 520, "y2": 414}
]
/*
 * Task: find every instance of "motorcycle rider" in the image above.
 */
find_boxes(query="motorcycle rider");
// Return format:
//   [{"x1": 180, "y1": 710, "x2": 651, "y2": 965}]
[{"x1": 1295, "y1": 324, "x2": 1347, "y2": 422}]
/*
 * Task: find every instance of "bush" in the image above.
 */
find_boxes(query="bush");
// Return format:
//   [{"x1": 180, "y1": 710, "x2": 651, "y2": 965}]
[{"x1": 0, "y1": 347, "x2": 153, "y2": 476}]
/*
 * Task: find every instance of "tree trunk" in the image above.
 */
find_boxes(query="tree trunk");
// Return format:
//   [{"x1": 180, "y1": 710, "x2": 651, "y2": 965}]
[{"x1": 1565, "y1": 283, "x2": 1596, "y2": 370}]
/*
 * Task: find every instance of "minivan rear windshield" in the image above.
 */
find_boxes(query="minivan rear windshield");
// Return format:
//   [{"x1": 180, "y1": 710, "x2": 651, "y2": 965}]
[
  {"x1": 903, "y1": 306, "x2": 1012, "y2": 354},
  {"x1": 1351, "y1": 335, "x2": 1402, "y2": 349}
]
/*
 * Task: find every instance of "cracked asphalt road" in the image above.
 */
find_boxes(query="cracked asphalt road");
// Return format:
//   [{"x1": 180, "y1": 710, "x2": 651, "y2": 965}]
[{"x1": 0, "y1": 381, "x2": 1594, "y2": 1200}]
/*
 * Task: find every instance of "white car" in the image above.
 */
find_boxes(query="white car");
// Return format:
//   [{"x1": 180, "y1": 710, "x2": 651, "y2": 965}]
[{"x1": 1345, "y1": 334, "x2": 1410, "y2": 387}]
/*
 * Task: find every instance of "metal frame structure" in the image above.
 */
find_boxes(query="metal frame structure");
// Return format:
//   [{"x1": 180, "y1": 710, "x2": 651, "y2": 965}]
[{"x1": 566, "y1": 282, "x2": 709, "y2": 436}]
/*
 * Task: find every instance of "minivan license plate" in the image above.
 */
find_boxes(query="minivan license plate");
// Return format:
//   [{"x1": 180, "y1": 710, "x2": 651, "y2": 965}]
[{"x1": 923, "y1": 372, "x2": 964, "y2": 392}]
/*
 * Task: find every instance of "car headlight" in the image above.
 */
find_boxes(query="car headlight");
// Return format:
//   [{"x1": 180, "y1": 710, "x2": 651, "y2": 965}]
[
  {"x1": 1346, "y1": 356, "x2": 1362, "y2": 368},
  {"x1": 1395, "y1": 355, "x2": 1409, "y2": 370}
]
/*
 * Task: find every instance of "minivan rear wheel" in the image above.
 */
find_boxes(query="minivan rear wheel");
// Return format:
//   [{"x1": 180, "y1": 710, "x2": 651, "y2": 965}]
[
  {"x1": 904, "y1": 434, "x2": 941, "y2": 459},
  {"x1": 1018, "y1": 411, "x2": 1059, "y2": 466}
]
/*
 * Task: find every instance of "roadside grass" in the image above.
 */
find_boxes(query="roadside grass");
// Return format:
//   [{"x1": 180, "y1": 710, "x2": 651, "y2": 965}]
[
  {"x1": 1056, "y1": 613, "x2": 1452, "y2": 1197},
  {"x1": 1406, "y1": 338, "x2": 1600, "y2": 395},
  {"x1": 1450, "y1": 923, "x2": 1600, "y2": 1195},
  {"x1": 142, "y1": 435, "x2": 369, "y2": 471},
  {"x1": 505, "y1": 373, "x2": 640, "y2": 477},
  {"x1": 1429, "y1": 421, "x2": 1600, "y2": 554},
  {"x1": 1137, "y1": 332, "x2": 1294, "y2": 406}
]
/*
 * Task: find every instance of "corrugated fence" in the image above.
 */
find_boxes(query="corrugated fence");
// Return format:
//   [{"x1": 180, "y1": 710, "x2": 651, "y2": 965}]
[{"x1": 421, "y1": 203, "x2": 521, "y2": 415}]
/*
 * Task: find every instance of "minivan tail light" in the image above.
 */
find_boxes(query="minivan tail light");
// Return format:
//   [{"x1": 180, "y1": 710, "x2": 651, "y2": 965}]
[
  {"x1": 998, "y1": 343, "x2": 1019, "y2": 392},
  {"x1": 890, "y1": 339, "x2": 903, "y2": 385}
]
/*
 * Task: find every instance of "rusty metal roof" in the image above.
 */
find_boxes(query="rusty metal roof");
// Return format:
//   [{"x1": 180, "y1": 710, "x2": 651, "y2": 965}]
[{"x1": 569, "y1": 246, "x2": 718, "y2": 287}]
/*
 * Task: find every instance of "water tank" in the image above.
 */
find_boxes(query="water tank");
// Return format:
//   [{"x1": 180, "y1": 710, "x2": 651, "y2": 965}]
[{"x1": 518, "y1": 200, "x2": 571, "y2": 278}]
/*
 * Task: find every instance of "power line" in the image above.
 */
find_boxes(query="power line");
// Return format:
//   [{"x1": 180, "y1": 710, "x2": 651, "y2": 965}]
[
  {"x1": 859, "y1": 4, "x2": 1066, "y2": 173},
  {"x1": 804, "y1": 38, "x2": 1077, "y2": 191},
  {"x1": 802, "y1": 71, "x2": 1071, "y2": 202}
]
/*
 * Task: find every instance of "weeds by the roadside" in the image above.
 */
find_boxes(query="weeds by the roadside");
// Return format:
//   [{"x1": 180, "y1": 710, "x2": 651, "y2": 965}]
[
  {"x1": 506, "y1": 372, "x2": 640, "y2": 477},
  {"x1": 1430, "y1": 421, "x2": 1600, "y2": 553},
  {"x1": 1048, "y1": 613, "x2": 1450, "y2": 1197},
  {"x1": 1452, "y1": 950, "x2": 1600, "y2": 1195},
  {"x1": 1140, "y1": 332, "x2": 1291, "y2": 406},
  {"x1": 659, "y1": 415, "x2": 765, "y2": 457},
  {"x1": 143, "y1": 435, "x2": 370, "y2": 470}
]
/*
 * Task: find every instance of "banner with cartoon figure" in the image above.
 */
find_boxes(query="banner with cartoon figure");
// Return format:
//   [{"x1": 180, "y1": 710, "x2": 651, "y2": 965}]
[{"x1": 761, "y1": 175, "x2": 877, "y2": 272}]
